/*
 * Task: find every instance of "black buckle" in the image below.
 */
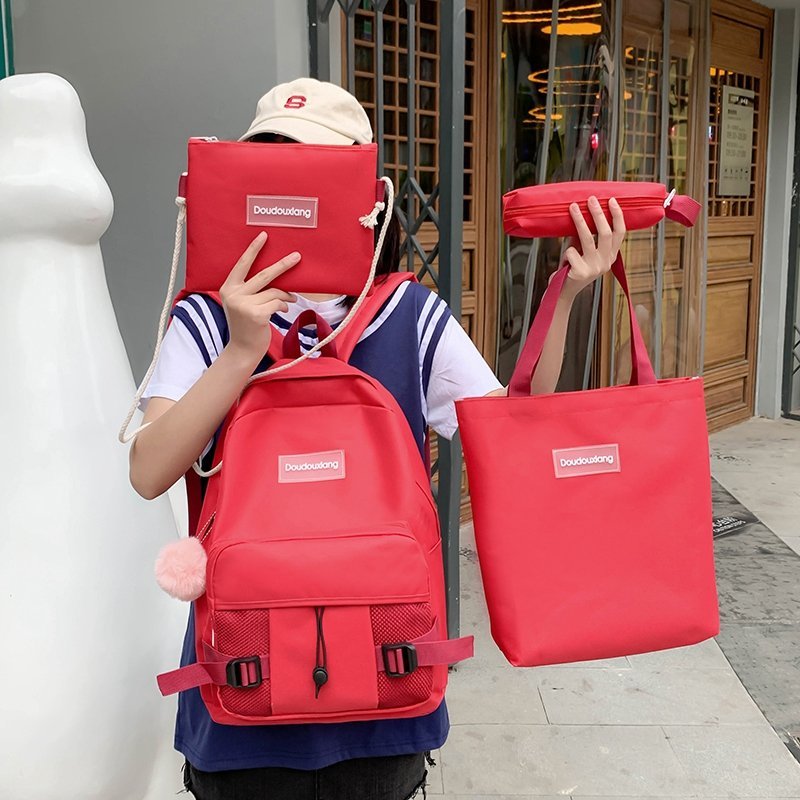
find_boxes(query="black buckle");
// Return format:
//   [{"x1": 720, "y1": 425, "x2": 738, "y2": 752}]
[
  {"x1": 226, "y1": 656, "x2": 262, "y2": 689},
  {"x1": 382, "y1": 643, "x2": 418, "y2": 677}
]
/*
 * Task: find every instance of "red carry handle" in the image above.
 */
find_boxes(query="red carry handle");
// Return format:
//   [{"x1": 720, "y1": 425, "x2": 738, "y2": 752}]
[
  {"x1": 664, "y1": 193, "x2": 701, "y2": 227},
  {"x1": 283, "y1": 309, "x2": 338, "y2": 359},
  {"x1": 508, "y1": 253, "x2": 656, "y2": 397}
]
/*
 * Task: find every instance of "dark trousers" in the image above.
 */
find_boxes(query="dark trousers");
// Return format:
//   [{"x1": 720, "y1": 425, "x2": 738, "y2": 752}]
[{"x1": 183, "y1": 752, "x2": 430, "y2": 800}]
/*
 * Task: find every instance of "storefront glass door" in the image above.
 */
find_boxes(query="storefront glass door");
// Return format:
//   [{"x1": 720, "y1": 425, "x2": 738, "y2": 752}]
[
  {"x1": 497, "y1": 0, "x2": 706, "y2": 392},
  {"x1": 498, "y1": 0, "x2": 617, "y2": 389}
]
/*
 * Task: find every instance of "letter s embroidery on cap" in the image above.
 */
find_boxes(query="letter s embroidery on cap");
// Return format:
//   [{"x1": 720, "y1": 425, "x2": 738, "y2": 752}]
[{"x1": 284, "y1": 95, "x2": 307, "y2": 109}]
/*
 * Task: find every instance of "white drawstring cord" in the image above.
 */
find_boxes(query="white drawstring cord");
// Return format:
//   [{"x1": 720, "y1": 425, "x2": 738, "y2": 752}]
[
  {"x1": 191, "y1": 176, "x2": 395, "y2": 478},
  {"x1": 359, "y1": 199, "x2": 386, "y2": 228},
  {"x1": 118, "y1": 196, "x2": 187, "y2": 444}
]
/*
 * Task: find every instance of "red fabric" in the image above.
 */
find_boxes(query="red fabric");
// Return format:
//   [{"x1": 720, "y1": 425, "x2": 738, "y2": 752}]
[
  {"x1": 455, "y1": 255, "x2": 719, "y2": 668},
  {"x1": 664, "y1": 193, "x2": 701, "y2": 227},
  {"x1": 502, "y1": 180, "x2": 701, "y2": 239},
  {"x1": 157, "y1": 652, "x2": 270, "y2": 697},
  {"x1": 375, "y1": 629, "x2": 475, "y2": 673},
  {"x1": 183, "y1": 139, "x2": 383, "y2": 296},
  {"x1": 283, "y1": 309, "x2": 337, "y2": 359},
  {"x1": 159, "y1": 271, "x2": 474, "y2": 724}
]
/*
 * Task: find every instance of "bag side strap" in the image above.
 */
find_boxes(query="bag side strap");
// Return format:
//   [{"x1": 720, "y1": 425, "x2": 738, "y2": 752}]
[
  {"x1": 157, "y1": 627, "x2": 473, "y2": 696},
  {"x1": 156, "y1": 649, "x2": 270, "y2": 697},
  {"x1": 664, "y1": 191, "x2": 701, "y2": 228}
]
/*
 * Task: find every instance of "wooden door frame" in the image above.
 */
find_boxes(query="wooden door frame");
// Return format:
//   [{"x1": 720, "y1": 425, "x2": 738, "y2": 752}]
[
  {"x1": 597, "y1": 0, "x2": 772, "y2": 434},
  {"x1": 598, "y1": 0, "x2": 709, "y2": 388},
  {"x1": 705, "y1": 0, "x2": 773, "y2": 431},
  {"x1": 477, "y1": 0, "x2": 501, "y2": 372}
]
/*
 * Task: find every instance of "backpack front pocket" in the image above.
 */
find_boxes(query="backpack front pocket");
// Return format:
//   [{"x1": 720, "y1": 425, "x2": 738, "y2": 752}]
[{"x1": 206, "y1": 526, "x2": 436, "y2": 720}]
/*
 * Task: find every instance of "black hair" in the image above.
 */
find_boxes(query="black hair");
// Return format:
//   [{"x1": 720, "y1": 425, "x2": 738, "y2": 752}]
[{"x1": 247, "y1": 132, "x2": 401, "y2": 308}]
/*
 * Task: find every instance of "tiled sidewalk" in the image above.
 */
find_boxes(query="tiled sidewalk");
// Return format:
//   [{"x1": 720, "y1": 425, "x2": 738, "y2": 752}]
[{"x1": 433, "y1": 417, "x2": 800, "y2": 799}]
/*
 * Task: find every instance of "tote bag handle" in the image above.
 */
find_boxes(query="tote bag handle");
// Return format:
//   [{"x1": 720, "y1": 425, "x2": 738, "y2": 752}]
[{"x1": 508, "y1": 254, "x2": 656, "y2": 398}]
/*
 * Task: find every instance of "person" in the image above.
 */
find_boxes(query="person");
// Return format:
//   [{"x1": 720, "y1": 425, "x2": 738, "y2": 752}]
[{"x1": 129, "y1": 78, "x2": 626, "y2": 800}]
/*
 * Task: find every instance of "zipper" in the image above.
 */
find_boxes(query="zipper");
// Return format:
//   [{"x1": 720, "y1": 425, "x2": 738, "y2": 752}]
[
  {"x1": 207, "y1": 525, "x2": 429, "y2": 608},
  {"x1": 504, "y1": 198, "x2": 662, "y2": 219},
  {"x1": 197, "y1": 511, "x2": 216, "y2": 544}
]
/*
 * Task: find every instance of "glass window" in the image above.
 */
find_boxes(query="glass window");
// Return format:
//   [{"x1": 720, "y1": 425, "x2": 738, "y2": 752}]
[{"x1": 498, "y1": 0, "x2": 616, "y2": 389}]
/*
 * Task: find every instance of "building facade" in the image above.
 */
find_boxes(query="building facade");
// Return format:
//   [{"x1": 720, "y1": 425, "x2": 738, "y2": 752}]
[
  {"x1": 2, "y1": 0, "x2": 797, "y2": 445},
  {"x1": 8, "y1": 0, "x2": 798, "y2": 425},
  {"x1": 320, "y1": 0, "x2": 797, "y2": 433}
]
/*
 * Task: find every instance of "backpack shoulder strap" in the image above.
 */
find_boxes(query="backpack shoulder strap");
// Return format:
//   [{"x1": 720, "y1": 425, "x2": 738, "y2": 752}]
[
  {"x1": 335, "y1": 271, "x2": 417, "y2": 362},
  {"x1": 177, "y1": 273, "x2": 417, "y2": 367}
]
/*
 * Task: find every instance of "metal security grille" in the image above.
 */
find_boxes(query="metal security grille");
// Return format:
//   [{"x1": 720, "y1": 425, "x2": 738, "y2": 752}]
[{"x1": 307, "y1": 0, "x2": 467, "y2": 636}]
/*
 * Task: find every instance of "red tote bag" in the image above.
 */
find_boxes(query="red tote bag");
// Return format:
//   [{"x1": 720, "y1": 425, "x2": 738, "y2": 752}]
[{"x1": 455, "y1": 258, "x2": 719, "y2": 667}]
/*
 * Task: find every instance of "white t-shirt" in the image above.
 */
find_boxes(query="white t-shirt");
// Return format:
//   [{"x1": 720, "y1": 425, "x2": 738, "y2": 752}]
[{"x1": 142, "y1": 289, "x2": 502, "y2": 440}]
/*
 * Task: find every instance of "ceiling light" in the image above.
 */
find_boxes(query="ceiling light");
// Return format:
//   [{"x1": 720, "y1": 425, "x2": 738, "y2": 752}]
[{"x1": 541, "y1": 22, "x2": 602, "y2": 35}]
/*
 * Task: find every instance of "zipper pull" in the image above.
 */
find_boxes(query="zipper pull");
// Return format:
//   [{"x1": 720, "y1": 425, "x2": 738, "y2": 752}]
[{"x1": 663, "y1": 188, "x2": 677, "y2": 209}]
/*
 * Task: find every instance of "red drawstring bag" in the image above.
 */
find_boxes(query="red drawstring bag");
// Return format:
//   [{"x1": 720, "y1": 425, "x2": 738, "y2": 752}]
[
  {"x1": 455, "y1": 253, "x2": 719, "y2": 667},
  {"x1": 502, "y1": 180, "x2": 700, "y2": 238},
  {"x1": 181, "y1": 139, "x2": 388, "y2": 296}
]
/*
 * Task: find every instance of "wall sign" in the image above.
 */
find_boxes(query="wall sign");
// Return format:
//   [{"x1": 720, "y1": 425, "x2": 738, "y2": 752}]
[{"x1": 718, "y1": 85, "x2": 755, "y2": 197}]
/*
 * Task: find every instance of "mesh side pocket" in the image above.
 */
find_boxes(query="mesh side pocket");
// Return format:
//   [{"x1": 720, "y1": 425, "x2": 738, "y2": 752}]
[
  {"x1": 371, "y1": 603, "x2": 434, "y2": 709},
  {"x1": 213, "y1": 609, "x2": 271, "y2": 717}
]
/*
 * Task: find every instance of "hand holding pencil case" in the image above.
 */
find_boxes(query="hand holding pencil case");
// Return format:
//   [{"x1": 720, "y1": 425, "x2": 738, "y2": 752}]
[{"x1": 502, "y1": 180, "x2": 701, "y2": 239}]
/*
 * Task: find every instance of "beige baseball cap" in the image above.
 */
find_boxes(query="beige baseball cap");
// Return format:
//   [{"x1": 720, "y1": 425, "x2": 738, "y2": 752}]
[{"x1": 239, "y1": 77, "x2": 373, "y2": 145}]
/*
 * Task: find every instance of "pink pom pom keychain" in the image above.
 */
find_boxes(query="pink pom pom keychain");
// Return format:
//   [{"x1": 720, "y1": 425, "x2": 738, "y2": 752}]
[{"x1": 155, "y1": 537, "x2": 207, "y2": 601}]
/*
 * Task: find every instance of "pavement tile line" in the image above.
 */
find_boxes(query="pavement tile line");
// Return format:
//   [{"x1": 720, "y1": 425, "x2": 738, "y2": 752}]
[{"x1": 710, "y1": 478, "x2": 800, "y2": 755}]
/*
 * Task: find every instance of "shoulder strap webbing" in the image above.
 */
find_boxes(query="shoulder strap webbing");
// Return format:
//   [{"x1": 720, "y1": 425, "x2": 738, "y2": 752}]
[{"x1": 335, "y1": 271, "x2": 416, "y2": 362}]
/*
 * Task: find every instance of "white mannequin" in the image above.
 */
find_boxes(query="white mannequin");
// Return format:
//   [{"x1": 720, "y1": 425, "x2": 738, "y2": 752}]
[{"x1": 0, "y1": 73, "x2": 185, "y2": 799}]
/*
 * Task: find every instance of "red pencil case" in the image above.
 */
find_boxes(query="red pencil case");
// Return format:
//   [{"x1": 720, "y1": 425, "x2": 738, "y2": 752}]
[
  {"x1": 502, "y1": 181, "x2": 701, "y2": 239},
  {"x1": 181, "y1": 139, "x2": 387, "y2": 296}
]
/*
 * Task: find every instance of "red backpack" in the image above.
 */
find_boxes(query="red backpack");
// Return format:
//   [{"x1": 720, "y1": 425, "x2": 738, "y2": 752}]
[{"x1": 156, "y1": 273, "x2": 473, "y2": 725}]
